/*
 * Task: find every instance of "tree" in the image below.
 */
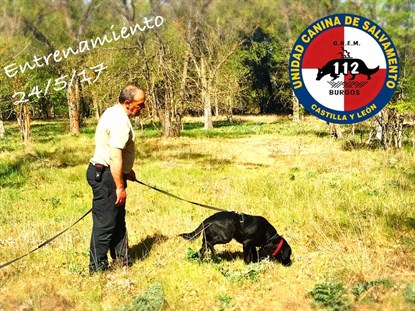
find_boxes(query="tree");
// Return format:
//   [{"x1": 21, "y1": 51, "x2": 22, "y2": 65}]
[
  {"x1": 0, "y1": 0, "x2": 37, "y2": 143},
  {"x1": 339, "y1": 0, "x2": 415, "y2": 148},
  {"x1": 378, "y1": 0, "x2": 415, "y2": 148},
  {"x1": 183, "y1": 0, "x2": 253, "y2": 129}
]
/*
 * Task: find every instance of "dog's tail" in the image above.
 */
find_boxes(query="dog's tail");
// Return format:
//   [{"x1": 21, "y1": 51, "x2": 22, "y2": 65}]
[{"x1": 179, "y1": 222, "x2": 211, "y2": 240}]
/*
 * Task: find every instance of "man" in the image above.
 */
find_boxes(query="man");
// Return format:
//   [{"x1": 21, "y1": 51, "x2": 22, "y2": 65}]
[{"x1": 86, "y1": 85, "x2": 145, "y2": 273}]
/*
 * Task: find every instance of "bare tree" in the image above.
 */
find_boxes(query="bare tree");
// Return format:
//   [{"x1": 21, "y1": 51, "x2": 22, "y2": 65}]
[{"x1": 60, "y1": 0, "x2": 96, "y2": 135}]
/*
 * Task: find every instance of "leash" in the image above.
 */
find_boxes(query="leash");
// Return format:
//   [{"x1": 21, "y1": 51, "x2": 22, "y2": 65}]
[
  {"x1": 0, "y1": 208, "x2": 92, "y2": 269},
  {"x1": 134, "y1": 179, "x2": 229, "y2": 213},
  {"x1": 1, "y1": 179, "x2": 229, "y2": 269}
]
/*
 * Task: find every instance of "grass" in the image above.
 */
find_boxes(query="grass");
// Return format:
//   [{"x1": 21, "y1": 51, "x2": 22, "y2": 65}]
[{"x1": 0, "y1": 115, "x2": 414, "y2": 310}]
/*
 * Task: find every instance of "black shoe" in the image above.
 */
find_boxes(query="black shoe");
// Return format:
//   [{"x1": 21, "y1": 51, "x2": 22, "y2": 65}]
[
  {"x1": 110, "y1": 256, "x2": 133, "y2": 269},
  {"x1": 89, "y1": 262, "x2": 109, "y2": 275}
]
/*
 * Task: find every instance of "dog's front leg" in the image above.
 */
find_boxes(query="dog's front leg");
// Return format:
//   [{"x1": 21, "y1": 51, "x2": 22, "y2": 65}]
[
  {"x1": 252, "y1": 247, "x2": 258, "y2": 262},
  {"x1": 243, "y1": 242, "x2": 255, "y2": 264}
]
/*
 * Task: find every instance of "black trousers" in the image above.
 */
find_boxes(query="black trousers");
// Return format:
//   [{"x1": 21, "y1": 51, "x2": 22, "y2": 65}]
[{"x1": 86, "y1": 163, "x2": 128, "y2": 272}]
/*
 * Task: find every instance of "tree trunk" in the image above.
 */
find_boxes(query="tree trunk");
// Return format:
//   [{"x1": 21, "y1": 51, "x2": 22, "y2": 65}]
[
  {"x1": 49, "y1": 104, "x2": 55, "y2": 118},
  {"x1": 0, "y1": 120, "x2": 5, "y2": 139},
  {"x1": 162, "y1": 109, "x2": 171, "y2": 138},
  {"x1": 373, "y1": 109, "x2": 403, "y2": 149},
  {"x1": 92, "y1": 94, "x2": 101, "y2": 121},
  {"x1": 214, "y1": 90, "x2": 219, "y2": 117},
  {"x1": 17, "y1": 102, "x2": 31, "y2": 144},
  {"x1": 67, "y1": 78, "x2": 81, "y2": 135},
  {"x1": 327, "y1": 122, "x2": 343, "y2": 139},
  {"x1": 170, "y1": 113, "x2": 182, "y2": 137},
  {"x1": 201, "y1": 57, "x2": 213, "y2": 129},
  {"x1": 283, "y1": 14, "x2": 301, "y2": 123},
  {"x1": 12, "y1": 76, "x2": 31, "y2": 143},
  {"x1": 394, "y1": 115, "x2": 403, "y2": 148},
  {"x1": 226, "y1": 96, "x2": 233, "y2": 122},
  {"x1": 179, "y1": 47, "x2": 190, "y2": 106},
  {"x1": 292, "y1": 91, "x2": 300, "y2": 123},
  {"x1": 159, "y1": 107, "x2": 181, "y2": 138}
]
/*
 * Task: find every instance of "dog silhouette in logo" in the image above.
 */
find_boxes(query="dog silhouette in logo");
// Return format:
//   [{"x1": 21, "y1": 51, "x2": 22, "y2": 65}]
[{"x1": 316, "y1": 58, "x2": 379, "y2": 81}]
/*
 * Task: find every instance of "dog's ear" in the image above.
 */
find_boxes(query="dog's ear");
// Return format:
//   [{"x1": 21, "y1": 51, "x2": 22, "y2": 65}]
[{"x1": 277, "y1": 238, "x2": 292, "y2": 266}]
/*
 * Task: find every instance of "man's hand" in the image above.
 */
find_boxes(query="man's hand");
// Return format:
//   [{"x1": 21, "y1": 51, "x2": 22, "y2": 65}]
[
  {"x1": 125, "y1": 170, "x2": 137, "y2": 182},
  {"x1": 115, "y1": 187, "x2": 127, "y2": 207}
]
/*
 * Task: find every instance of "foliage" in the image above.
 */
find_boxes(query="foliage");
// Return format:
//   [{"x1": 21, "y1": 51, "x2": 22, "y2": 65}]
[
  {"x1": 111, "y1": 282, "x2": 165, "y2": 311},
  {"x1": 214, "y1": 293, "x2": 233, "y2": 311},
  {"x1": 185, "y1": 247, "x2": 201, "y2": 263},
  {"x1": 404, "y1": 282, "x2": 415, "y2": 304},
  {"x1": 309, "y1": 279, "x2": 351, "y2": 311},
  {"x1": 215, "y1": 261, "x2": 272, "y2": 283},
  {"x1": 1, "y1": 0, "x2": 414, "y2": 138},
  {"x1": 351, "y1": 278, "x2": 394, "y2": 298}
]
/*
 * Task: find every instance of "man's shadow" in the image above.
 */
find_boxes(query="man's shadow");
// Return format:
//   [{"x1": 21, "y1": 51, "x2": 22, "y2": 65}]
[{"x1": 129, "y1": 233, "x2": 168, "y2": 263}]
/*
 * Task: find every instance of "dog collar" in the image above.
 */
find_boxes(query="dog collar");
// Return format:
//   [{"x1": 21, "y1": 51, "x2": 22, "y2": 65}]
[{"x1": 273, "y1": 239, "x2": 284, "y2": 256}]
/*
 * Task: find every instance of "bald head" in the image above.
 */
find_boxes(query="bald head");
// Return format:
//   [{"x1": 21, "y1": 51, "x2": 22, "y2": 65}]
[
  {"x1": 119, "y1": 85, "x2": 141, "y2": 104},
  {"x1": 119, "y1": 85, "x2": 146, "y2": 117}
]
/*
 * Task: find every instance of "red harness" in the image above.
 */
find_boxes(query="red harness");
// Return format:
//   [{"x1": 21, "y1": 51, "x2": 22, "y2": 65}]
[{"x1": 273, "y1": 239, "x2": 284, "y2": 256}]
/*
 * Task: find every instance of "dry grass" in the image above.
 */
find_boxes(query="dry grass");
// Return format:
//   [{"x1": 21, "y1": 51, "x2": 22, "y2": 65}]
[{"x1": 0, "y1": 116, "x2": 414, "y2": 310}]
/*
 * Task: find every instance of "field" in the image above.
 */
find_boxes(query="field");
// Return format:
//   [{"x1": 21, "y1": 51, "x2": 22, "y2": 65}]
[{"x1": 0, "y1": 115, "x2": 414, "y2": 311}]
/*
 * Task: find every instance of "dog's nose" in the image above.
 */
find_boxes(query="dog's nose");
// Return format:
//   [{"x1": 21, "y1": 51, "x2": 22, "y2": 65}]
[{"x1": 283, "y1": 260, "x2": 292, "y2": 267}]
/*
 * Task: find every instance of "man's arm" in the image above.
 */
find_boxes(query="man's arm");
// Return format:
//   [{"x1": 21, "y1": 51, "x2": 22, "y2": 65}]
[{"x1": 109, "y1": 147, "x2": 126, "y2": 207}]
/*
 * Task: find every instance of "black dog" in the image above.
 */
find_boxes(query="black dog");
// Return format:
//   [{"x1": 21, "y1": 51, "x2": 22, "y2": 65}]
[{"x1": 179, "y1": 211, "x2": 292, "y2": 266}]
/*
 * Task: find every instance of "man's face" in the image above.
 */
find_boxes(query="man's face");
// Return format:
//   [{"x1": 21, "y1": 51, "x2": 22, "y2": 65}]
[{"x1": 126, "y1": 90, "x2": 146, "y2": 117}]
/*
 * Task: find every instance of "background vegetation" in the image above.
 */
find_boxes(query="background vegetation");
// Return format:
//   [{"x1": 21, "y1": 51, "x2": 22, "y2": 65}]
[{"x1": 0, "y1": 0, "x2": 414, "y2": 140}]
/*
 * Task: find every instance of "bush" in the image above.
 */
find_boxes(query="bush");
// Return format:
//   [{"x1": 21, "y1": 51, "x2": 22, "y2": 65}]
[
  {"x1": 404, "y1": 282, "x2": 415, "y2": 304},
  {"x1": 351, "y1": 279, "x2": 394, "y2": 298},
  {"x1": 130, "y1": 282, "x2": 165, "y2": 311},
  {"x1": 112, "y1": 282, "x2": 165, "y2": 311},
  {"x1": 309, "y1": 279, "x2": 351, "y2": 311}
]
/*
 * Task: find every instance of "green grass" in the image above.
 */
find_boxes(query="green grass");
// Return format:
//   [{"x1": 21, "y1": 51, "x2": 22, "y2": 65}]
[{"x1": 0, "y1": 116, "x2": 415, "y2": 310}]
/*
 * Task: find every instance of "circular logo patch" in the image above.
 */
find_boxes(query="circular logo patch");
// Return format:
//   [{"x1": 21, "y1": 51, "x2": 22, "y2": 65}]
[{"x1": 289, "y1": 14, "x2": 399, "y2": 124}]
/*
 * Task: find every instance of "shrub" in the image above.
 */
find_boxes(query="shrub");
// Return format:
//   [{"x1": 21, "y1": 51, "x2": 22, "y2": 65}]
[
  {"x1": 309, "y1": 279, "x2": 351, "y2": 311},
  {"x1": 404, "y1": 282, "x2": 415, "y2": 304},
  {"x1": 351, "y1": 279, "x2": 394, "y2": 298},
  {"x1": 112, "y1": 282, "x2": 165, "y2": 311}
]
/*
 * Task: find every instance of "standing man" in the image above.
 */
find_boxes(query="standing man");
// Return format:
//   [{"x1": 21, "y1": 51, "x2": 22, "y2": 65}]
[{"x1": 86, "y1": 85, "x2": 145, "y2": 273}]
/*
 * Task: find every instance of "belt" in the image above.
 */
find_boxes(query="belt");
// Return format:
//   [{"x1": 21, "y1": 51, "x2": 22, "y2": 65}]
[{"x1": 90, "y1": 162, "x2": 109, "y2": 169}]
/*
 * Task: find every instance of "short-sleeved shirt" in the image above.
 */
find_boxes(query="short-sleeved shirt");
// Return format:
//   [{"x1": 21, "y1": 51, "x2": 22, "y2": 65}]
[{"x1": 90, "y1": 104, "x2": 135, "y2": 173}]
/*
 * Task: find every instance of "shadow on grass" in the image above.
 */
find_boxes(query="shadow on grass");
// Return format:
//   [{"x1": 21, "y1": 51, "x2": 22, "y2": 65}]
[
  {"x1": 0, "y1": 158, "x2": 27, "y2": 188},
  {"x1": 80, "y1": 127, "x2": 96, "y2": 137},
  {"x1": 182, "y1": 119, "x2": 245, "y2": 131},
  {"x1": 35, "y1": 145, "x2": 93, "y2": 168},
  {"x1": 385, "y1": 212, "x2": 415, "y2": 230},
  {"x1": 129, "y1": 233, "x2": 169, "y2": 263},
  {"x1": 175, "y1": 153, "x2": 234, "y2": 167},
  {"x1": 216, "y1": 251, "x2": 244, "y2": 262},
  {"x1": 31, "y1": 120, "x2": 67, "y2": 136},
  {"x1": 137, "y1": 142, "x2": 235, "y2": 168},
  {"x1": 313, "y1": 130, "x2": 331, "y2": 138},
  {"x1": 406, "y1": 218, "x2": 415, "y2": 230}
]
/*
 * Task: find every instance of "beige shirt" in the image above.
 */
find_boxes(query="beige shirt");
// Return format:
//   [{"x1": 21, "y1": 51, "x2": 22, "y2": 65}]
[{"x1": 90, "y1": 104, "x2": 135, "y2": 173}]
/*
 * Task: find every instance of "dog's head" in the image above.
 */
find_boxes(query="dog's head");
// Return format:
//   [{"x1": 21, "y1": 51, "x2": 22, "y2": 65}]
[
  {"x1": 259, "y1": 237, "x2": 292, "y2": 266},
  {"x1": 316, "y1": 68, "x2": 324, "y2": 80}
]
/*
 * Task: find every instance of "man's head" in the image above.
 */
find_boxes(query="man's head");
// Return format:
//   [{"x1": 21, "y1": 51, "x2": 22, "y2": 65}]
[{"x1": 119, "y1": 85, "x2": 146, "y2": 117}]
